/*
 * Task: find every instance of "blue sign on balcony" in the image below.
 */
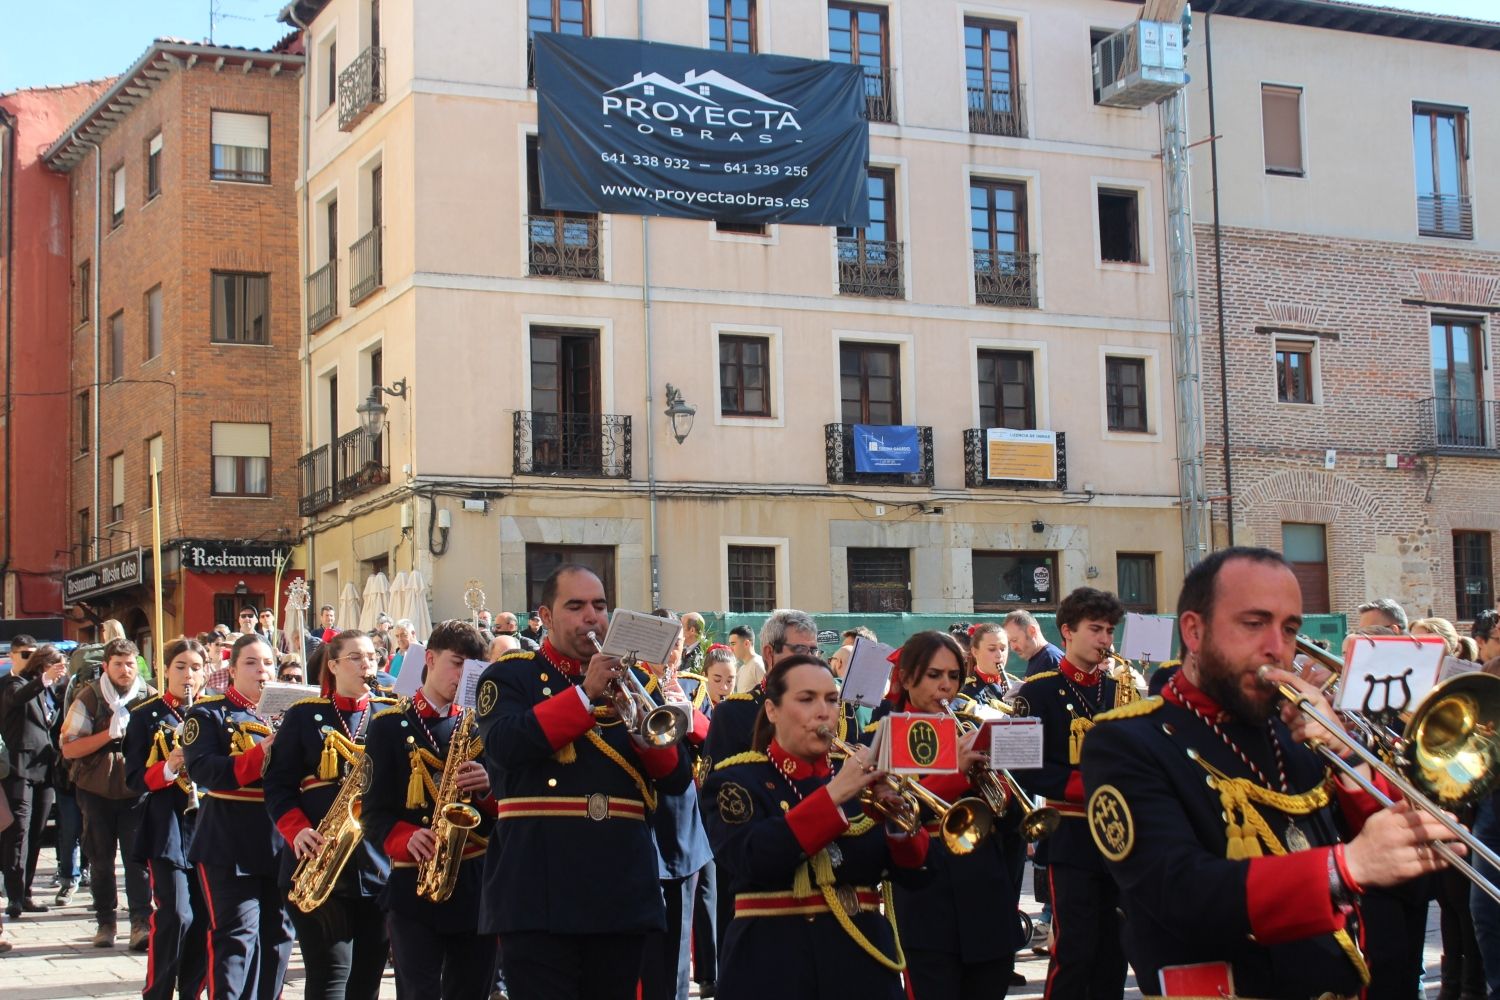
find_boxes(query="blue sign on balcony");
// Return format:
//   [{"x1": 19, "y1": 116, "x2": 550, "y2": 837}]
[{"x1": 853, "y1": 424, "x2": 921, "y2": 474}]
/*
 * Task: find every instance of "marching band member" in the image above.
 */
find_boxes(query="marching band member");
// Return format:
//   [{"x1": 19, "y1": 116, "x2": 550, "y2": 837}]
[
  {"x1": 864, "y1": 631, "x2": 1023, "y2": 998},
  {"x1": 263, "y1": 629, "x2": 394, "y2": 1000},
  {"x1": 361, "y1": 619, "x2": 496, "y2": 1000},
  {"x1": 124, "y1": 637, "x2": 208, "y2": 1000},
  {"x1": 1082, "y1": 547, "x2": 1461, "y2": 998},
  {"x1": 702, "y1": 610, "x2": 820, "y2": 767},
  {"x1": 701, "y1": 653, "x2": 930, "y2": 1000},
  {"x1": 475, "y1": 566, "x2": 692, "y2": 1000},
  {"x1": 181, "y1": 633, "x2": 292, "y2": 1000},
  {"x1": 961, "y1": 622, "x2": 1013, "y2": 710},
  {"x1": 1012, "y1": 587, "x2": 1128, "y2": 1000}
]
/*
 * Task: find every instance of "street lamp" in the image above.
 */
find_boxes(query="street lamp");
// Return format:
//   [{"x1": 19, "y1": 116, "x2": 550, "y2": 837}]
[
  {"x1": 356, "y1": 377, "x2": 408, "y2": 435},
  {"x1": 664, "y1": 383, "x2": 696, "y2": 445}
]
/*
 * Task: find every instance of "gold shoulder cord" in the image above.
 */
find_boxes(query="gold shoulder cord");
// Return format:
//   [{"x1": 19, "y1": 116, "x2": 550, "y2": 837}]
[
  {"x1": 319, "y1": 729, "x2": 364, "y2": 781},
  {"x1": 230, "y1": 721, "x2": 273, "y2": 756},
  {"x1": 714, "y1": 751, "x2": 769, "y2": 770},
  {"x1": 585, "y1": 730, "x2": 658, "y2": 812},
  {"x1": 789, "y1": 848, "x2": 905, "y2": 972}
]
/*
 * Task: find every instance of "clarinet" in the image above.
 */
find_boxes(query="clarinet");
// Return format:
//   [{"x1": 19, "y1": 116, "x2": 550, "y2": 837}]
[{"x1": 173, "y1": 690, "x2": 201, "y2": 813}]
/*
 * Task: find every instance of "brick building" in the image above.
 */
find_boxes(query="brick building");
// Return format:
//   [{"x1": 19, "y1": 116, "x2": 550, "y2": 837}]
[
  {"x1": 0, "y1": 80, "x2": 113, "y2": 626},
  {"x1": 1187, "y1": 2, "x2": 1500, "y2": 624},
  {"x1": 42, "y1": 39, "x2": 305, "y2": 649}
]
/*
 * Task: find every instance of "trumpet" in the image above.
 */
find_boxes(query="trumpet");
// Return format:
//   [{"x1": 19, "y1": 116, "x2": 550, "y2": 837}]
[
  {"x1": 939, "y1": 700, "x2": 1059, "y2": 842},
  {"x1": 1261, "y1": 639, "x2": 1500, "y2": 904},
  {"x1": 586, "y1": 632, "x2": 689, "y2": 748},
  {"x1": 815, "y1": 725, "x2": 994, "y2": 855}
]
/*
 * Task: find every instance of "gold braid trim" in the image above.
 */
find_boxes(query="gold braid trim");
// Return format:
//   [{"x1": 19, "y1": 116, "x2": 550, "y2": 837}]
[
  {"x1": 585, "y1": 730, "x2": 658, "y2": 812},
  {"x1": 319, "y1": 729, "x2": 365, "y2": 780},
  {"x1": 790, "y1": 849, "x2": 905, "y2": 971},
  {"x1": 1334, "y1": 927, "x2": 1372, "y2": 986},
  {"x1": 230, "y1": 721, "x2": 273, "y2": 757},
  {"x1": 1069, "y1": 717, "x2": 1094, "y2": 765},
  {"x1": 406, "y1": 747, "x2": 443, "y2": 809},
  {"x1": 714, "y1": 751, "x2": 769, "y2": 771},
  {"x1": 843, "y1": 813, "x2": 877, "y2": 837}
]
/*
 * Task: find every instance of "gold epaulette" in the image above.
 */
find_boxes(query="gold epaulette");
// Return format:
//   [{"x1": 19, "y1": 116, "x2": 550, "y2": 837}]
[
  {"x1": 371, "y1": 695, "x2": 398, "y2": 705},
  {"x1": 679, "y1": 671, "x2": 707, "y2": 684},
  {"x1": 1025, "y1": 671, "x2": 1059, "y2": 683},
  {"x1": 288, "y1": 696, "x2": 328, "y2": 710},
  {"x1": 373, "y1": 704, "x2": 406, "y2": 721},
  {"x1": 714, "y1": 751, "x2": 769, "y2": 770},
  {"x1": 721, "y1": 691, "x2": 755, "y2": 703},
  {"x1": 497, "y1": 650, "x2": 532, "y2": 662},
  {"x1": 136, "y1": 694, "x2": 163, "y2": 710},
  {"x1": 1094, "y1": 696, "x2": 1164, "y2": 723},
  {"x1": 862, "y1": 721, "x2": 881, "y2": 735},
  {"x1": 195, "y1": 694, "x2": 226, "y2": 705}
]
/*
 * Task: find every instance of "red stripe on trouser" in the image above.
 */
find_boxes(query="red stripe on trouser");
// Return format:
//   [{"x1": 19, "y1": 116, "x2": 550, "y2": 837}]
[
  {"x1": 144, "y1": 862, "x2": 158, "y2": 992},
  {"x1": 1043, "y1": 865, "x2": 1062, "y2": 1000},
  {"x1": 197, "y1": 866, "x2": 219, "y2": 1000}
]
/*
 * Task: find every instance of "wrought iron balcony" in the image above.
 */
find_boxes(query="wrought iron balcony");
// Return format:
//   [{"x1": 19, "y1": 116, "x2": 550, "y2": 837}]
[
  {"x1": 338, "y1": 46, "x2": 386, "y2": 132},
  {"x1": 963, "y1": 429, "x2": 1068, "y2": 489},
  {"x1": 514, "y1": 411, "x2": 631, "y2": 479},
  {"x1": 527, "y1": 214, "x2": 602, "y2": 279},
  {"x1": 824, "y1": 423, "x2": 934, "y2": 487},
  {"x1": 973, "y1": 249, "x2": 1038, "y2": 308},
  {"x1": 861, "y1": 65, "x2": 896, "y2": 124},
  {"x1": 836, "y1": 236, "x2": 904, "y2": 298},
  {"x1": 333, "y1": 425, "x2": 389, "y2": 502},
  {"x1": 297, "y1": 445, "x2": 333, "y2": 517},
  {"x1": 1418, "y1": 194, "x2": 1473, "y2": 240},
  {"x1": 306, "y1": 259, "x2": 338, "y2": 333},
  {"x1": 1418, "y1": 396, "x2": 1498, "y2": 453},
  {"x1": 349, "y1": 227, "x2": 383, "y2": 306},
  {"x1": 968, "y1": 83, "x2": 1027, "y2": 138}
]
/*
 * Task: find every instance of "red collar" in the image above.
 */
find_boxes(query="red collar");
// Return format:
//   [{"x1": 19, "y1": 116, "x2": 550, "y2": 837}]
[
  {"x1": 541, "y1": 638, "x2": 583, "y2": 677},
  {"x1": 226, "y1": 687, "x2": 257, "y2": 710},
  {"x1": 768, "y1": 739, "x2": 831, "y2": 779},
  {"x1": 332, "y1": 691, "x2": 371, "y2": 712},
  {"x1": 161, "y1": 691, "x2": 181, "y2": 710},
  {"x1": 413, "y1": 689, "x2": 457, "y2": 720},
  {"x1": 1059, "y1": 658, "x2": 1102, "y2": 687},
  {"x1": 1161, "y1": 669, "x2": 1231, "y2": 724}
]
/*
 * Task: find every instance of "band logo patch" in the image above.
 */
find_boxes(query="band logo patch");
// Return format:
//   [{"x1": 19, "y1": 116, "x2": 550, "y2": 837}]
[
  {"x1": 477, "y1": 679, "x2": 499, "y2": 717},
  {"x1": 1089, "y1": 784, "x2": 1135, "y2": 861},
  {"x1": 718, "y1": 782, "x2": 753, "y2": 824},
  {"x1": 182, "y1": 718, "x2": 201, "y2": 746}
]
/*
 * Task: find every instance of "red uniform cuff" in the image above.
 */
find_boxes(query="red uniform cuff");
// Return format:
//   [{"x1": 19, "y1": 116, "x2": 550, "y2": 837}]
[
  {"x1": 1064, "y1": 770, "x2": 1086, "y2": 803},
  {"x1": 784, "y1": 786, "x2": 849, "y2": 856},
  {"x1": 232, "y1": 743, "x2": 266, "y2": 785},
  {"x1": 275, "y1": 809, "x2": 312, "y2": 842},
  {"x1": 533, "y1": 688, "x2": 596, "y2": 751},
  {"x1": 1245, "y1": 847, "x2": 1342, "y2": 944},
  {"x1": 475, "y1": 794, "x2": 499, "y2": 818},
  {"x1": 383, "y1": 820, "x2": 422, "y2": 864},
  {"x1": 688, "y1": 709, "x2": 710, "y2": 745},
  {"x1": 886, "y1": 825, "x2": 930, "y2": 868},
  {"x1": 637, "y1": 743, "x2": 680, "y2": 779},
  {"x1": 144, "y1": 761, "x2": 173, "y2": 791},
  {"x1": 1334, "y1": 770, "x2": 1397, "y2": 835},
  {"x1": 920, "y1": 771, "x2": 975, "y2": 803}
]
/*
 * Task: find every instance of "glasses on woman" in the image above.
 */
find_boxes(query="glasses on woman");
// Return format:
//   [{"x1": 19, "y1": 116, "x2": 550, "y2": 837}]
[{"x1": 339, "y1": 652, "x2": 380, "y2": 663}]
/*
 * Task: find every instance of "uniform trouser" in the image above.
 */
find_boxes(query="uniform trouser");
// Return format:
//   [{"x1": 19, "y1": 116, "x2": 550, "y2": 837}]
[
  {"x1": 1, "y1": 776, "x2": 53, "y2": 901},
  {"x1": 386, "y1": 909, "x2": 496, "y2": 1000},
  {"x1": 288, "y1": 893, "x2": 390, "y2": 1000},
  {"x1": 1471, "y1": 797, "x2": 1500, "y2": 999},
  {"x1": 1045, "y1": 863, "x2": 1126, "y2": 1000},
  {"x1": 143, "y1": 859, "x2": 207, "y2": 1000},
  {"x1": 906, "y1": 948, "x2": 1015, "y2": 1000},
  {"x1": 197, "y1": 863, "x2": 294, "y2": 1000},
  {"x1": 1362, "y1": 883, "x2": 1431, "y2": 1000},
  {"x1": 76, "y1": 788, "x2": 151, "y2": 924},
  {"x1": 1436, "y1": 865, "x2": 1485, "y2": 999},
  {"x1": 641, "y1": 871, "x2": 695, "y2": 1000},
  {"x1": 501, "y1": 931, "x2": 646, "y2": 1000},
  {"x1": 691, "y1": 860, "x2": 718, "y2": 986}
]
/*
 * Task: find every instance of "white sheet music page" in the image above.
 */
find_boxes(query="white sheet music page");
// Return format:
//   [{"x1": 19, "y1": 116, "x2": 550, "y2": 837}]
[
  {"x1": 256, "y1": 682, "x2": 320, "y2": 718},
  {"x1": 600, "y1": 609, "x2": 682, "y2": 665},
  {"x1": 841, "y1": 636, "x2": 896, "y2": 708},
  {"x1": 1336, "y1": 635, "x2": 1447, "y2": 714}
]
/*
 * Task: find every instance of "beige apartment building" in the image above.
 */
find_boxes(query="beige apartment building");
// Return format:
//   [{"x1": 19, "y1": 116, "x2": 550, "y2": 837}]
[{"x1": 280, "y1": 0, "x2": 1185, "y2": 620}]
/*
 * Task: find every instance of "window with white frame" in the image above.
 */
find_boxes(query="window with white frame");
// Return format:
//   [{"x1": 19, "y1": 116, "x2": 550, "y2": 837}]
[
  {"x1": 210, "y1": 111, "x2": 270, "y2": 183},
  {"x1": 211, "y1": 422, "x2": 270, "y2": 497}
]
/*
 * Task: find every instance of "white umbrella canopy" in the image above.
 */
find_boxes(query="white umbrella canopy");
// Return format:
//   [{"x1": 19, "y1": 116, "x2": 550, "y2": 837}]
[
  {"x1": 337, "y1": 582, "x2": 363, "y2": 635},
  {"x1": 386, "y1": 571, "x2": 412, "y2": 626},
  {"x1": 359, "y1": 572, "x2": 390, "y2": 631},
  {"x1": 282, "y1": 583, "x2": 309, "y2": 655},
  {"x1": 407, "y1": 570, "x2": 434, "y2": 642}
]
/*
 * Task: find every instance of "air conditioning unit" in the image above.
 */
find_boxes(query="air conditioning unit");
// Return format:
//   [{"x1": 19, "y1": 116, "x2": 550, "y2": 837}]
[{"x1": 1092, "y1": 20, "x2": 1188, "y2": 109}]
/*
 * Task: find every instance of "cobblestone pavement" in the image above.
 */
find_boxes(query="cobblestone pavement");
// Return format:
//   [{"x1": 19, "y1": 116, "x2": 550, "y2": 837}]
[{"x1": 0, "y1": 856, "x2": 1449, "y2": 998}]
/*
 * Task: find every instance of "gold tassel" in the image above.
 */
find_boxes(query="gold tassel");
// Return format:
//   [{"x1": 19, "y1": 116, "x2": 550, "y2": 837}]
[
  {"x1": 1069, "y1": 718, "x2": 1093, "y2": 765},
  {"x1": 319, "y1": 740, "x2": 340, "y2": 781},
  {"x1": 792, "y1": 859, "x2": 813, "y2": 899},
  {"x1": 553, "y1": 742, "x2": 577, "y2": 764},
  {"x1": 406, "y1": 751, "x2": 427, "y2": 810}
]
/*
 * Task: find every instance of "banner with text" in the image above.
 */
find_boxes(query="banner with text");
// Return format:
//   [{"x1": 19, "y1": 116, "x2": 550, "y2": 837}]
[
  {"x1": 853, "y1": 424, "x2": 921, "y2": 474},
  {"x1": 535, "y1": 33, "x2": 870, "y2": 226},
  {"x1": 986, "y1": 428, "x2": 1058, "y2": 482}
]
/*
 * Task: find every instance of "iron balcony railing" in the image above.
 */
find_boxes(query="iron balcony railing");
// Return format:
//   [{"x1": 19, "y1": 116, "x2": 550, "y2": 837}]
[
  {"x1": 338, "y1": 46, "x2": 386, "y2": 132},
  {"x1": 297, "y1": 445, "x2": 333, "y2": 517},
  {"x1": 514, "y1": 411, "x2": 632, "y2": 479},
  {"x1": 1419, "y1": 396, "x2": 1498, "y2": 452},
  {"x1": 306, "y1": 259, "x2": 338, "y2": 333},
  {"x1": 963, "y1": 429, "x2": 1068, "y2": 489},
  {"x1": 824, "y1": 423, "x2": 934, "y2": 487},
  {"x1": 333, "y1": 425, "x2": 389, "y2": 503},
  {"x1": 1418, "y1": 194, "x2": 1473, "y2": 240},
  {"x1": 968, "y1": 83, "x2": 1027, "y2": 138},
  {"x1": 836, "y1": 236, "x2": 904, "y2": 298},
  {"x1": 861, "y1": 65, "x2": 896, "y2": 124},
  {"x1": 349, "y1": 227, "x2": 383, "y2": 305},
  {"x1": 973, "y1": 249, "x2": 1039, "y2": 308},
  {"x1": 527, "y1": 214, "x2": 602, "y2": 279}
]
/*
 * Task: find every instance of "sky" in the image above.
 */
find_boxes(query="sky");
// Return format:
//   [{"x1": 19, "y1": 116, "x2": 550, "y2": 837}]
[{"x1": 1, "y1": 0, "x2": 1498, "y2": 93}]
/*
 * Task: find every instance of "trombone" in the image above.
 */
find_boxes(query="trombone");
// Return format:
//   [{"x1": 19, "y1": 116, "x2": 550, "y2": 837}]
[
  {"x1": 816, "y1": 725, "x2": 994, "y2": 855},
  {"x1": 939, "y1": 699, "x2": 1060, "y2": 842},
  {"x1": 587, "y1": 631, "x2": 689, "y2": 748},
  {"x1": 1261, "y1": 637, "x2": 1500, "y2": 904}
]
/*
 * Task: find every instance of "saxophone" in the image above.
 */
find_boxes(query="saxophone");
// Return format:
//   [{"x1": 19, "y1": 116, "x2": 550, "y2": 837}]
[
  {"x1": 1109, "y1": 653, "x2": 1141, "y2": 708},
  {"x1": 415, "y1": 708, "x2": 481, "y2": 903},
  {"x1": 289, "y1": 752, "x2": 372, "y2": 913}
]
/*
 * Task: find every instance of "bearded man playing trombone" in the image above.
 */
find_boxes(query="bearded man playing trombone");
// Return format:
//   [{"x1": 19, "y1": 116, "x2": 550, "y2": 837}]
[{"x1": 1081, "y1": 546, "x2": 1464, "y2": 999}]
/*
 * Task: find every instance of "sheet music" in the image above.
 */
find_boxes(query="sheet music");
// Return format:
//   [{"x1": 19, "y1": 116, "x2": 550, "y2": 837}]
[
  {"x1": 1336, "y1": 635, "x2": 1447, "y2": 714},
  {"x1": 393, "y1": 642, "x2": 425, "y2": 697},
  {"x1": 840, "y1": 635, "x2": 895, "y2": 708},
  {"x1": 256, "y1": 682, "x2": 319, "y2": 718},
  {"x1": 988, "y1": 718, "x2": 1044, "y2": 770},
  {"x1": 455, "y1": 659, "x2": 489, "y2": 710},
  {"x1": 1120, "y1": 613, "x2": 1175, "y2": 662},
  {"x1": 599, "y1": 609, "x2": 682, "y2": 664}
]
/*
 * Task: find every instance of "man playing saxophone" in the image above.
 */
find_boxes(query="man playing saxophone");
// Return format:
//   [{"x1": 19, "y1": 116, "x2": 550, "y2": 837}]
[
  {"x1": 264, "y1": 629, "x2": 395, "y2": 1000},
  {"x1": 362, "y1": 619, "x2": 496, "y2": 1000}
]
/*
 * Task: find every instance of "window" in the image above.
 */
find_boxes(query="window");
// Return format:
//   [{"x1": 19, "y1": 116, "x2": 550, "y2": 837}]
[
  {"x1": 977, "y1": 349, "x2": 1035, "y2": 430},
  {"x1": 1105, "y1": 356, "x2": 1148, "y2": 432},
  {"x1": 325, "y1": 371, "x2": 340, "y2": 444},
  {"x1": 214, "y1": 593, "x2": 266, "y2": 631},
  {"x1": 109, "y1": 454, "x2": 125, "y2": 524},
  {"x1": 77, "y1": 509, "x2": 90, "y2": 559},
  {"x1": 528, "y1": 327, "x2": 604, "y2": 473},
  {"x1": 1262, "y1": 85, "x2": 1303, "y2": 175},
  {"x1": 210, "y1": 111, "x2": 270, "y2": 183},
  {"x1": 1089, "y1": 28, "x2": 1113, "y2": 105},
  {"x1": 78, "y1": 260, "x2": 90, "y2": 322},
  {"x1": 326, "y1": 40, "x2": 338, "y2": 111},
  {"x1": 108, "y1": 311, "x2": 125, "y2": 381},
  {"x1": 840, "y1": 341, "x2": 900, "y2": 426},
  {"x1": 1414, "y1": 104, "x2": 1471, "y2": 238},
  {"x1": 146, "y1": 132, "x2": 163, "y2": 198},
  {"x1": 965, "y1": 18, "x2": 1022, "y2": 137},
  {"x1": 77, "y1": 391, "x2": 90, "y2": 454},
  {"x1": 368, "y1": 347, "x2": 384, "y2": 465},
  {"x1": 716, "y1": 221, "x2": 767, "y2": 236},
  {"x1": 727, "y1": 545, "x2": 776, "y2": 612},
  {"x1": 110, "y1": 165, "x2": 125, "y2": 228},
  {"x1": 1282, "y1": 523, "x2": 1330, "y2": 614},
  {"x1": 1097, "y1": 187, "x2": 1141, "y2": 263},
  {"x1": 1454, "y1": 532, "x2": 1494, "y2": 621},
  {"x1": 848, "y1": 547, "x2": 910, "y2": 613},
  {"x1": 145, "y1": 435, "x2": 163, "y2": 504},
  {"x1": 1117, "y1": 554, "x2": 1157, "y2": 613},
  {"x1": 211, "y1": 422, "x2": 271, "y2": 497},
  {"x1": 719, "y1": 334, "x2": 770, "y2": 417},
  {"x1": 836, "y1": 168, "x2": 901, "y2": 298},
  {"x1": 970, "y1": 178, "x2": 1034, "y2": 307},
  {"x1": 524, "y1": 543, "x2": 614, "y2": 611},
  {"x1": 973, "y1": 550, "x2": 1056, "y2": 611},
  {"x1": 710, "y1": 0, "x2": 756, "y2": 53},
  {"x1": 1431, "y1": 318, "x2": 1485, "y2": 447},
  {"x1": 1275, "y1": 339, "x2": 1315, "y2": 404},
  {"x1": 526, "y1": 136, "x2": 600, "y2": 278},
  {"x1": 145, "y1": 285, "x2": 163, "y2": 359},
  {"x1": 528, "y1": 0, "x2": 592, "y2": 85},
  {"x1": 828, "y1": 2, "x2": 892, "y2": 123},
  {"x1": 325, "y1": 198, "x2": 339, "y2": 265},
  {"x1": 211, "y1": 272, "x2": 269, "y2": 344}
]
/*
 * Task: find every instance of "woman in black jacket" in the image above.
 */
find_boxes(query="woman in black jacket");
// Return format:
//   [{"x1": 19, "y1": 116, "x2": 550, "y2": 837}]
[{"x1": 0, "y1": 643, "x2": 68, "y2": 916}]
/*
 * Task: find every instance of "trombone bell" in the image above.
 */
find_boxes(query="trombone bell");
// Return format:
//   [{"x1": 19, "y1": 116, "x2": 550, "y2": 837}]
[{"x1": 1406, "y1": 673, "x2": 1500, "y2": 810}]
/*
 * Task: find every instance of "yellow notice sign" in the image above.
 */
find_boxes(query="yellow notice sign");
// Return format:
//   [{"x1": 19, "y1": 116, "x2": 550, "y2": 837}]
[{"x1": 986, "y1": 429, "x2": 1057, "y2": 482}]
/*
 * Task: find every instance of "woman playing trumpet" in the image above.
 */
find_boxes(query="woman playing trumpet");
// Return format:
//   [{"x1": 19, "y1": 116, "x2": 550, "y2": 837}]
[{"x1": 700, "y1": 654, "x2": 931, "y2": 1000}]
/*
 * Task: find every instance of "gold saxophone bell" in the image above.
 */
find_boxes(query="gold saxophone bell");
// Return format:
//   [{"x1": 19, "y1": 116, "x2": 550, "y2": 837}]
[{"x1": 290, "y1": 754, "x2": 372, "y2": 913}]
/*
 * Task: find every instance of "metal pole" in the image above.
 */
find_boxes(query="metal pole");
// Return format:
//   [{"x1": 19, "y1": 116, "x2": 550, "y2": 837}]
[
  {"x1": 150, "y1": 458, "x2": 165, "y2": 677},
  {"x1": 638, "y1": 0, "x2": 661, "y2": 610}
]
